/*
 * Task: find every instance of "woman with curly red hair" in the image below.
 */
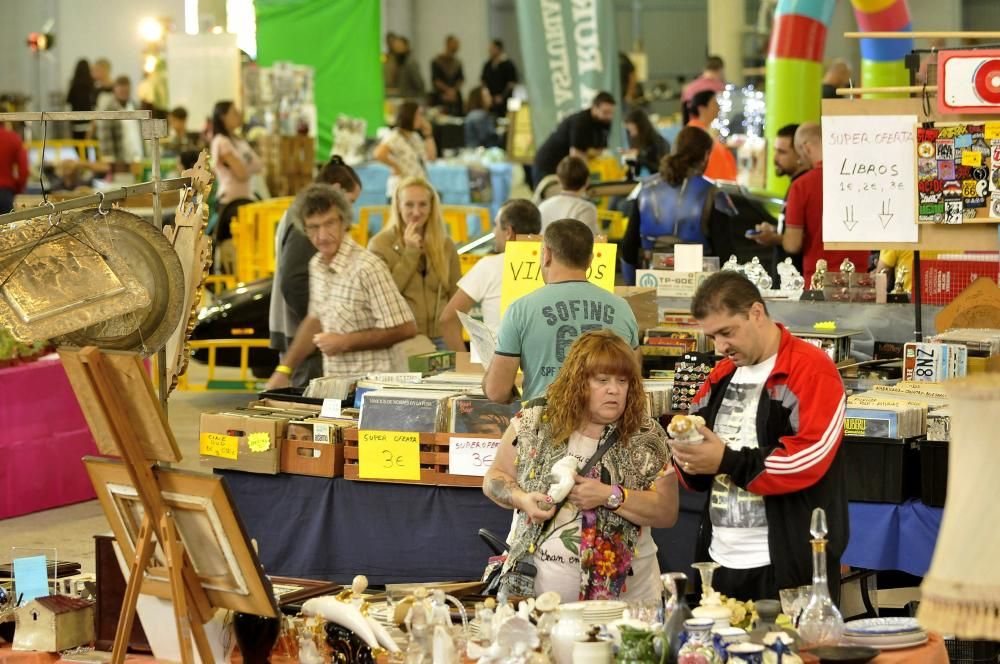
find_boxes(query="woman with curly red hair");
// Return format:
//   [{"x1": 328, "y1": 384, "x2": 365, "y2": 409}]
[{"x1": 484, "y1": 329, "x2": 679, "y2": 602}]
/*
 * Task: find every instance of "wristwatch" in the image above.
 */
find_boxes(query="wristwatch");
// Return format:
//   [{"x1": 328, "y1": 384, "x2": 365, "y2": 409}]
[{"x1": 605, "y1": 484, "x2": 624, "y2": 511}]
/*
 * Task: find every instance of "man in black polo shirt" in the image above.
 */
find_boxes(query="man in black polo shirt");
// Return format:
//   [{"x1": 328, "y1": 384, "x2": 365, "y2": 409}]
[{"x1": 532, "y1": 91, "x2": 616, "y2": 187}]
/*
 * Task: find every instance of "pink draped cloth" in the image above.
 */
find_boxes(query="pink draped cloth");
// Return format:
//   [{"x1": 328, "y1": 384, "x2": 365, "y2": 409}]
[{"x1": 0, "y1": 357, "x2": 99, "y2": 519}]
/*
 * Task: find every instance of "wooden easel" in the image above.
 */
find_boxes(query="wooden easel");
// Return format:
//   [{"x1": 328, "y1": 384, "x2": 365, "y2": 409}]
[{"x1": 65, "y1": 346, "x2": 214, "y2": 664}]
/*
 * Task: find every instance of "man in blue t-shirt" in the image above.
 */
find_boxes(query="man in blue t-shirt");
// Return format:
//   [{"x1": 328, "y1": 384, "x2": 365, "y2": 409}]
[{"x1": 484, "y1": 218, "x2": 639, "y2": 403}]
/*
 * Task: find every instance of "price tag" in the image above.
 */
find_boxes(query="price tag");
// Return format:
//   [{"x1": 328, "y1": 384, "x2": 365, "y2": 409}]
[
  {"x1": 321, "y1": 398, "x2": 342, "y2": 418},
  {"x1": 200, "y1": 432, "x2": 239, "y2": 460},
  {"x1": 985, "y1": 122, "x2": 1000, "y2": 141},
  {"x1": 448, "y1": 437, "x2": 501, "y2": 477},
  {"x1": 358, "y1": 430, "x2": 420, "y2": 480}
]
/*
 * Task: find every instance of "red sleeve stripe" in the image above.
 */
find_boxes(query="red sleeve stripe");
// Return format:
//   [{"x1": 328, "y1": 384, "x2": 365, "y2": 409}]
[{"x1": 763, "y1": 396, "x2": 845, "y2": 475}]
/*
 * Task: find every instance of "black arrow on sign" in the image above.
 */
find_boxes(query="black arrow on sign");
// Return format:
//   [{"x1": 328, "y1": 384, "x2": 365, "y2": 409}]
[
  {"x1": 879, "y1": 199, "x2": 893, "y2": 228},
  {"x1": 842, "y1": 205, "x2": 859, "y2": 231}
]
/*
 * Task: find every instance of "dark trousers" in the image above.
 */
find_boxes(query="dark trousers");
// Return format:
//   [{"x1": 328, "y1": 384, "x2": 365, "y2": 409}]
[
  {"x1": 712, "y1": 564, "x2": 778, "y2": 603},
  {"x1": 712, "y1": 562, "x2": 841, "y2": 605},
  {"x1": 0, "y1": 188, "x2": 14, "y2": 214}
]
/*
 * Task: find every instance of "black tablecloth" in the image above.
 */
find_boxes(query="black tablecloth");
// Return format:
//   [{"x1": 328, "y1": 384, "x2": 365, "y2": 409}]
[{"x1": 219, "y1": 471, "x2": 706, "y2": 585}]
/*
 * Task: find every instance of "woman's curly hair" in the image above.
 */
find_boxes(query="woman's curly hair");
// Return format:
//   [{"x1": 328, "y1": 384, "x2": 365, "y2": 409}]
[{"x1": 544, "y1": 329, "x2": 647, "y2": 445}]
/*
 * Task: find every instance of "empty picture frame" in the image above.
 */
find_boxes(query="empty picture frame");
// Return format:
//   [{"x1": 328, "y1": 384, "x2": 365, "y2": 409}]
[
  {"x1": 59, "y1": 347, "x2": 181, "y2": 463},
  {"x1": 83, "y1": 456, "x2": 277, "y2": 618}
]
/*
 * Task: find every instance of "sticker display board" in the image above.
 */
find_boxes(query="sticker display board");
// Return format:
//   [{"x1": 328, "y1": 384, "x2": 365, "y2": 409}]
[
  {"x1": 822, "y1": 114, "x2": 919, "y2": 243},
  {"x1": 915, "y1": 122, "x2": 1000, "y2": 224}
]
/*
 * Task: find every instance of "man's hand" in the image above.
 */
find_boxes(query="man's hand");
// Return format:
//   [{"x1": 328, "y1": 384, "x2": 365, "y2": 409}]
[
  {"x1": 753, "y1": 222, "x2": 782, "y2": 247},
  {"x1": 313, "y1": 332, "x2": 348, "y2": 356},
  {"x1": 514, "y1": 491, "x2": 556, "y2": 524},
  {"x1": 569, "y1": 474, "x2": 613, "y2": 511},
  {"x1": 670, "y1": 425, "x2": 727, "y2": 475},
  {"x1": 264, "y1": 371, "x2": 291, "y2": 391},
  {"x1": 402, "y1": 223, "x2": 424, "y2": 250}
]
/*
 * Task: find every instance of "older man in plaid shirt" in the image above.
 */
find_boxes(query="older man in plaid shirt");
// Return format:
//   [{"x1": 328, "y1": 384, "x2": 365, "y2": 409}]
[{"x1": 265, "y1": 184, "x2": 417, "y2": 388}]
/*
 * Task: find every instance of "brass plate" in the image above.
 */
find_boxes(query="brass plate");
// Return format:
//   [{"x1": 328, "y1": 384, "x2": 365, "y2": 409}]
[
  {"x1": 55, "y1": 208, "x2": 186, "y2": 356},
  {"x1": 0, "y1": 213, "x2": 150, "y2": 342}
]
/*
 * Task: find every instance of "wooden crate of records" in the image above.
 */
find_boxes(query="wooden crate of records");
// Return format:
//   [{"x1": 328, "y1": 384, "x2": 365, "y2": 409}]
[{"x1": 342, "y1": 430, "x2": 496, "y2": 487}]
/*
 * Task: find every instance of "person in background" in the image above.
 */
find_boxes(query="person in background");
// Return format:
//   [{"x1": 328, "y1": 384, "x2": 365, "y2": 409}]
[
  {"x1": 624, "y1": 108, "x2": 670, "y2": 177},
  {"x1": 686, "y1": 90, "x2": 737, "y2": 182},
  {"x1": 750, "y1": 123, "x2": 869, "y2": 285},
  {"x1": 440, "y1": 199, "x2": 542, "y2": 352},
  {"x1": 484, "y1": 219, "x2": 640, "y2": 403},
  {"x1": 162, "y1": 106, "x2": 199, "y2": 155},
  {"x1": 209, "y1": 100, "x2": 262, "y2": 271},
  {"x1": 821, "y1": 59, "x2": 853, "y2": 99},
  {"x1": 373, "y1": 101, "x2": 437, "y2": 199},
  {"x1": 464, "y1": 86, "x2": 499, "y2": 148},
  {"x1": 621, "y1": 126, "x2": 736, "y2": 282},
  {"x1": 66, "y1": 59, "x2": 95, "y2": 140},
  {"x1": 538, "y1": 156, "x2": 598, "y2": 234},
  {"x1": 0, "y1": 123, "x2": 28, "y2": 214},
  {"x1": 758, "y1": 123, "x2": 805, "y2": 276},
  {"x1": 96, "y1": 76, "x2": 144, "y2": 171},
  {"x1": 484, "y1": 330, "x2": 678, "y2": 602},
  {"x1": 382, "y1": 31, "x2": 400, "y2": 95},
  {"x1": 268, "y1": 157, "x2": 363, "y2": 388},
  {"x1": 672, "y1": 271, "x2": 848, "y2": 602},
  {"x1": 532, "y1": 91, "x2": 616, "y2": 186},
  {"x1": 368, "y1": 177, "x2": 460, "y2": 347},
  {"x1": 874, "y1": 250, "x2": 955, "y2": 294},
  {"x1": 481, "y1": 39, "x2": 518, "y2": 116},
  {"x1": 394, "y1": 36, "x2": 426, "y2": 100},
  {"x1": 619, "y1": 51, "x2": 640, "y2": 110},
  {"x1": 681, "y1": 55, "x2": 726, "y2": 106},
  {"x1": 91, "y1": 58, "x2": 113, "y2": 112},
  {"x1": 263, "y1": 184, "x2": 417, "y2": 386},
  {"x1": 431, "y1": 34, "x2": 465, "y2": 116}
]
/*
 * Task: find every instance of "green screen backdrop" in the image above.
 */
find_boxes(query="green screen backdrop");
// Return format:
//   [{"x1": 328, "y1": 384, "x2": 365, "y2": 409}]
[{"x1": 256, "y1": 0, "x2": 384, "y2": 157}]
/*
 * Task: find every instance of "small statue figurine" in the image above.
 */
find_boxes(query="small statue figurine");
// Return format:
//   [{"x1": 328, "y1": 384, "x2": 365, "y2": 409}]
[
  {"x1": 747, "y1": 256, "x2": 773, "y2": 290},
  {"x1": 810, "y1": 259, "x2": 828, "y2": 291},
  {"x1": 778, "y1": 257, "x2": 805, "y2": 291},
  {"x1": 892, "y1": 264, "x2": 909, "y2": 294},
  {"x1": 721, "y1": 255, "x2": 742, "y2": 273},
  {"x1": 840, "y1": 257, "x2": 856, "y2": 276}
]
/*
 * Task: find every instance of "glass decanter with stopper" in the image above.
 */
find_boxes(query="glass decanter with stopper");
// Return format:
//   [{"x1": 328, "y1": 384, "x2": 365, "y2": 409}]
[{"x1": 797, "y1": 508, "x2": 844, "y2": 647}]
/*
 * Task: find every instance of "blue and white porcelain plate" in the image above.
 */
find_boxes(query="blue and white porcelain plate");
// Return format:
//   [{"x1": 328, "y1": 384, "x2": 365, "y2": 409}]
[{"x1": 845, "y1": 617, "x2": 922, "y2": 636}]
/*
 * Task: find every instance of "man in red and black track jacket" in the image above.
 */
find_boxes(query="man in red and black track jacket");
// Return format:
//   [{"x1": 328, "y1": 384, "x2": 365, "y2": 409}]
[{"x1": 670, "y1": 271, "x2": 848, "y2": 602}]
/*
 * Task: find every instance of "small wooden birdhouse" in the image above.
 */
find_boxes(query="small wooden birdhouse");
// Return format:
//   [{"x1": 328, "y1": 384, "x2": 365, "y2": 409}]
[{"x1": 13, "y1": 595, "x2": 95, "y2": 652}]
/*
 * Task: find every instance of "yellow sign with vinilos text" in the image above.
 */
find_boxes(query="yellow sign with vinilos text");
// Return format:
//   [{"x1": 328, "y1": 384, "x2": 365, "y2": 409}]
[
  {"x1": 200, "y1": 432, "x2": 239, "y2": 460},
  {"x1": 358, "y1": 430, "x2": 421, "y2": 480},
  {"x1": 500, "y1": 241, "x2": 617, "y2": 316}
]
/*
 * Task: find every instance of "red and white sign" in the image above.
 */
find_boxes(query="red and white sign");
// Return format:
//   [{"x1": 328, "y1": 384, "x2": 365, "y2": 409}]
[{"x1": 939, "y1": 49, "x2": 1000, "y2": 114}]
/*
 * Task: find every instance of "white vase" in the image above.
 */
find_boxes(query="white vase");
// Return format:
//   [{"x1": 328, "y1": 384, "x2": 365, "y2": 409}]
[{"x1": 550, "y1": 607, "x2": 586, "y2": 664}]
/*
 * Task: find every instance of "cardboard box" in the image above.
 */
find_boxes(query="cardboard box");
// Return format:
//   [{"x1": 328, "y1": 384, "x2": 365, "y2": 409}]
[
  {"x1": 615, "y1": 286, "x2": 658, "y2": 335},
  {"x1": 408, "y1": 350, "x2": 456, "y2": 375},
  {"x1": 199, "y1": 412, "x2": 288, "y2": 474},
  {"x1": 456, "y1": 352, "x2": 485, "y2": 375}
]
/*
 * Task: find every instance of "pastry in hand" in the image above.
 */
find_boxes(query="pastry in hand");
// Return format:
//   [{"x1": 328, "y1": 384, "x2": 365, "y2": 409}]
[{"x1": 667, "y1": 414, "x2": 706, "y2": 443}]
